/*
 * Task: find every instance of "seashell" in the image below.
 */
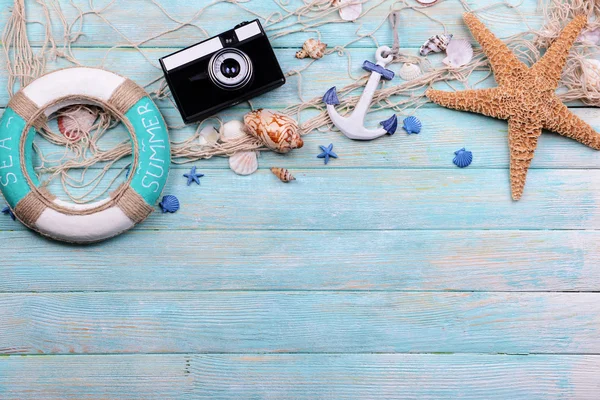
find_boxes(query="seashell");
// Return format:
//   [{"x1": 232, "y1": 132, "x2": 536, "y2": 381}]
[
  {"x1": 402, "y1": 116, "x2": 422, "y2": 134},
  {"x1": 420, "y1": 34, "x2": 453, "y2": 56},
  {"x1": 416, "y1": 0, "x2": 439, "y2": 5},
  {"x1": 244, "y1": 109, "x2": 303, "y2": 154},
  {"x1": 199, "y1": 125, "x2": 219, "y2": 146},
  {"x1": 159, "y1": 195, "x2": 180, "y2": 213},
  {"x1": 453, "y1": 148, "x2": 473, "y2": 168},
  {"x1": 296, "y1": 38, "x2": 327, "y2": 59},
  {"x1": 57, "y1": 106, "x2": 98, "y2": 142},
  {"x1": 229, "y1": 151, "x2": 259, "y2": 176},
  {"x1": 332, "y1": 0, "x2": 362, "y2": 21},
  {"x1": 398, "y1": 63, "x2": 422, "y2": 81},
  {"x1": 442, "y1": 39, "x2": 473, "y2": 68},
  {"x1": 581, "y1": 59, "x2": 600, "y2": 90},
  {"x1": 578, "y1": 28, "x2": 600, "y2": 45},
  {"x1": 271, "y1": 167, "x2": 296, "y2": 183},
  {"x1": 220, "y1": 120, "x2": 247, "y2": 142}
]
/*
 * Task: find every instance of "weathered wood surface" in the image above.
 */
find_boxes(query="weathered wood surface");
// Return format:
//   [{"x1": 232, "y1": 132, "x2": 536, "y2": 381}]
[
  {"x1": 0, "y1": 354, "x2": 599, "y2": 399},
  {"x1": 1, "y1": 292, "x2": 600, "y2": 354},
  {"x1": 1, "y1": 0, "x2": 599, "y2": 397},
  {"x1": 1, "y1": 229, "x2": 599, "y2": 292}
]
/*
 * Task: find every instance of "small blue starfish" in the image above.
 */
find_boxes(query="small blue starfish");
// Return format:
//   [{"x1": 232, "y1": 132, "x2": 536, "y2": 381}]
[
  {"x1": 2, "y1": 205, "x2": 15, "y2": 221},
  {"x1": 317, "y1": 143, "x2": 338, "y2": 165},
  {"x1": 183, "y1": 166, "x2": 204, "y2": 186}
]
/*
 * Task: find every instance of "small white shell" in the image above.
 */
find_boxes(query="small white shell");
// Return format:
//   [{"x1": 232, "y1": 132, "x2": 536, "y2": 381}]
[
  {"x1": 398, "y1": 63, "x2": 422, "y2": 81},
  {"x1": 442, "y1": 39, "x2": 473, "y2": 68},
  {"x1": 582, "y1": 59, "x2": 600, "y2": 90},
  {"x1": 229, "y1": 151, "x2": 258, "y2": 176},
  {"x1": 220, "y1": 120, "x2": 247, "y2": 142},
  {"x1": 333, "y1": 0, "x2": 362, "y2": 21},
  {"x1": 578, "y1": 28, "x2": 600, "y2": 45},
  {"x1": 199, "y1": 126, "x2": 219, "y2": 146}
]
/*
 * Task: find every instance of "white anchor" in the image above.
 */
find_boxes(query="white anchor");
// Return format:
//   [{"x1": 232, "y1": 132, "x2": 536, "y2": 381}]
[{"x1": 323, "y1": 46, "x2": 398, "y2": 141}]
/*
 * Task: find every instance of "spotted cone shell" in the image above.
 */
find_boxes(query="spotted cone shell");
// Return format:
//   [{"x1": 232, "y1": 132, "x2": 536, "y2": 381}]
[
  {"x1": 243, "y1": 109, "x2": 303, "y2": 154},
  {"x1": 296, "y1": 38, "x2": 327, "y2": 59}
]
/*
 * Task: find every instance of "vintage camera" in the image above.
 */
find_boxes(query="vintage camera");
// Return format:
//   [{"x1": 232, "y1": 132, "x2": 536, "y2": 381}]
[{"x1": 160, "y1": 20, "x2": 286, "y2": 124}]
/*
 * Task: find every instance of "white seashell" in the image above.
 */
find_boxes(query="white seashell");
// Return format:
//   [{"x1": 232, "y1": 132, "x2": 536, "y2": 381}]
[
  {"x1": 199, "y1": 125, "x2": 219, "y2": 146},
  {"x1": 220, "y1": 120, "x2": 247, "y2": 142},
  {"x1": 398, "y1": 63, "x2": 422, "y2": 81},
  {"x1": 416, "y1": 0, "x2": 439, "y2": 5},
  {"x1": 442, "y1": 39, "x2": 473, "y2": 68},
  {"x1": 333, "y1": 0, "x2": 362, "y2": 21},
  {"x1": 229, "y1": 151, "x2": 258, "y2": 176},
  {"x1": 582, "y1": 59, "x2": 600, "y2": 90},
  {"x1": 578, "y1": 28, "x2": 600, "y2": 45}
]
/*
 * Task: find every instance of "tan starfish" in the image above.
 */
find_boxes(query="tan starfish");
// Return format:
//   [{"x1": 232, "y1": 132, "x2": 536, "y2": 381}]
[{"x1": 427, "y1": 13, "x2": 600, "y2": 200}]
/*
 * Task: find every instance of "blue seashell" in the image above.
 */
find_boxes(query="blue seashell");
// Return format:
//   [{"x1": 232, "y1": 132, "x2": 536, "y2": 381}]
[
  {"x1": 322, "y1": 87, "x2": 340, "y2": 106},
  {"x1": 453, "y1": 148, "x2": 473, "y2": 168},
  {"x1": 159, "y1": 195, "x2": 180, "y2": 213},
  {"x1": 402, "y1": 116, "x2": 422, "y2": 134},
  {"x1": 380, "y1": 115, "x2": 398, "y2": 135}
]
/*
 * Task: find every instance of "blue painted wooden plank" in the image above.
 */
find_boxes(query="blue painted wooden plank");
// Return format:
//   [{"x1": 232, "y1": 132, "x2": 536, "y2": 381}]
[
  {"x1": 1, "y1": 292, "x2": 599, "y2": 354},
  {"x1": 4, "y1": 105, "x2": 600, "y2": 171},
  {"x1": 0, "y1": 229, "x2": 599, "y2": 292},
  {"x1": 0, "y1": 354, "x2": 598, "y2": 399},
  {"x1": 3, "y1": 168, "x2": 600, "y2": 231},
  {"x1": 3, "y1": 0, "x2": 543, "y2": 48}
]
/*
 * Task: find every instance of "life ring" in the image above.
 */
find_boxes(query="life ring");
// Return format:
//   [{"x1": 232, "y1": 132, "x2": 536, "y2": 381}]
[{"x1": 0, "y1": 67, "x2": 170, "y2": 243}]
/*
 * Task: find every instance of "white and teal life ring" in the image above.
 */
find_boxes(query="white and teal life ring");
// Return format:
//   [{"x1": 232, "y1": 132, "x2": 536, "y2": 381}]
[{"x1": 0, "y1": 67, "x2": 170, "y2": 243}]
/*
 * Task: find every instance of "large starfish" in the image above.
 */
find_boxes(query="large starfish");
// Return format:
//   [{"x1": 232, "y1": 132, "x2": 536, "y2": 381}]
[{"x1": 427, "y1": 13, "x2": 600, "y2": 200}]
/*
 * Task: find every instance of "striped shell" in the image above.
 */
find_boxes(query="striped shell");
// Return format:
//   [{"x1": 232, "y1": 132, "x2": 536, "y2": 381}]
[
  {"x1": 442, "y1": 39, "x2": 473, "y2": 68},
  {"x1": 453, "y1": 148, "x2": 473, "y2": 168},
  {"x1": 402, "y1": 116, "x2": 422, "y2": 134},
  {"x1": 296, "y1": 38, "x2": 327, "y2": 59},
  {"x1": 244, "y1": 109, "x2": 303, "y2": 154},
  {"x1": 271, "y1": 167, "x2": 296, "y2": 183},
  {"x1": 229, "y1": 151, "x2": 259, "y2": 176},
  {"x1": 419, "y1": 34, "x2": 453, "y2": 56},
  {"x1": 398, "y1": 63, "x2": 422, "y2": 81},
  {"x1": 159, "y1": 195, "x2": 180, "y2": 213}
]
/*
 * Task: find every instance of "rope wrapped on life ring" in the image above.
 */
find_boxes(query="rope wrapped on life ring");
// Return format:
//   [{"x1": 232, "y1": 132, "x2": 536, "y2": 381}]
[{"x1": 0, "y1": 67, "x2": 170, "y2": 243}]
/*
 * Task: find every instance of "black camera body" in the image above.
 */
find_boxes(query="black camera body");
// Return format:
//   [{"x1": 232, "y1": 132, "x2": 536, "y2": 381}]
[{"x1": 160, "y1": 20, "x2": 286, "y2": 124}]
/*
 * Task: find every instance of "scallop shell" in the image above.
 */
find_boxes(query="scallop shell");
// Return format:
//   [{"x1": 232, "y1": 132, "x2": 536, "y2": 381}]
[
  {"x1": 57, "y1": 106, "x2": 98, "y2": 141},
  {"x1": 416, "y1": 0, "x2": 439, "y2": 5},
  {"x1": 220, "y1": 120, "x2": 247, "y2": 142},
  {"x1": 582, "y1": 59, "x2": 600, "y2": 90},
  {"x1": 578, "y1": 28, "x2": 600, "y2": 45},
  {"x1": 453, "y1": 148, "x2": 473, "y2": 168},
  {"x1": 402, "y1": 116, "x2": 422, "y2": 134},
  {"x1": 296, "y1": 38, "x2": 327, "y2": 59},
  {"x1": 199, "y1": 125, "x2": 219, "y2": 146},
  {"x1": 159, "y1": 195, "x2": 180, "y2": 213},
  {"x1": 398, "y1": 63, "x2": 422, "y2": 81},
  {"x1": 244, "y1": 109, "x2": 303, "y2": 154},
  {"x1": 271, "y1": 167, "x2": 296, "y2": 183},
  {"x1": 419, "y1": 34, "x2": 453, "y2": 56},
  {"x1": 229, "y1": 151, "x2": 259, "y2": 176},
  {"x1": 333, "y1": 0, "x2": 362, "y2": 21},
  {"x1": 442, "y1": 39, "x2": 473, "y2": 68}
]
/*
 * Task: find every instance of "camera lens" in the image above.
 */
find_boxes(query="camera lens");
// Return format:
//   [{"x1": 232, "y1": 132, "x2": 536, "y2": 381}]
[
  {"x1": 208, "y1": 48, "x2": 253, "y2": 90},
  {"x1": 221, "y1": 58, "x2": 241, "y2": 78}
]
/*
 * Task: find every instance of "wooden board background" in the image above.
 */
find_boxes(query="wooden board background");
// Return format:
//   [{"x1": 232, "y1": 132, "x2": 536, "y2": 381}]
[{"x1": 1, "y1": 0, "x2": 600, "y2": 398}]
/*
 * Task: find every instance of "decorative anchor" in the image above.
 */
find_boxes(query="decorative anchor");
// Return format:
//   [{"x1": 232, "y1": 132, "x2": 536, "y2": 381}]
[{"x1": 322, "y1": 46, "x2": 398, "y2": 141}]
